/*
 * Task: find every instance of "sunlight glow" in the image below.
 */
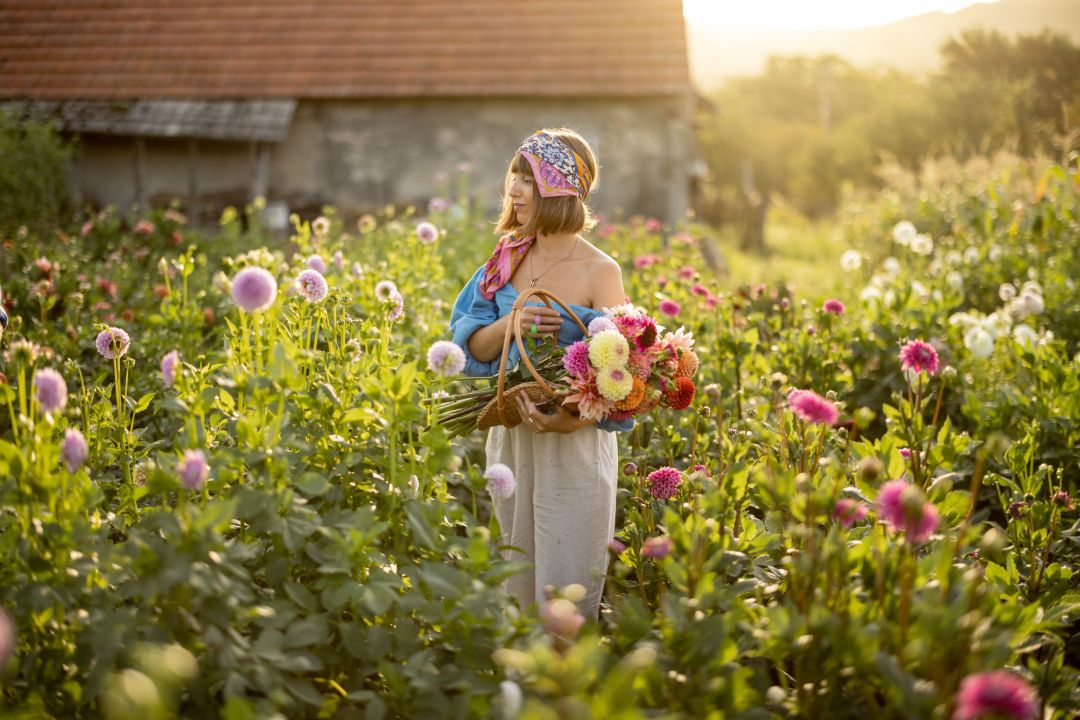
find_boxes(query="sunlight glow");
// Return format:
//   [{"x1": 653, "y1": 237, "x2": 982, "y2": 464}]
[{"x1": 683, "y1": 0, "x2": 995, "y2": 31}]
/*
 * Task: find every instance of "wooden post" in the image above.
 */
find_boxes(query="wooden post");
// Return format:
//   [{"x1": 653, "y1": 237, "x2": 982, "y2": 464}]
[
  {"x1": 187, "y1": 138, "x2": 200, "y2": 227},
  {"x1": 249, "y1": 140, "x2": 270, "y2": 203},
  {"x1": 134, "y1": 136, "x2": 147, "y2": 208}
]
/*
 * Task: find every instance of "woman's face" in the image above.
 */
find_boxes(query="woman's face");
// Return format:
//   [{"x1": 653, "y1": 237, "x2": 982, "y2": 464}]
[{"x1": 507, "y1": 170, "x2": 535, "y2": 224}]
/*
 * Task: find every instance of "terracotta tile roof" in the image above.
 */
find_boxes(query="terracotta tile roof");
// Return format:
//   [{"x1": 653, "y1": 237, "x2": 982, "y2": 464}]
[{"x1": 0, "y1": 1, "x2": 691, "y2": 99}]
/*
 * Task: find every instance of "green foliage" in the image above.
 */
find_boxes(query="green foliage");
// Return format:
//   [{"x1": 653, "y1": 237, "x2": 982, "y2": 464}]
[
  {"x1": 699, "y1": 30, "x2": 1080, "y2": 217},
  {"x1": 0, "y1": 112, "x2": 74, "y2": 236},
  {"x1": 0, "y1": 160, "x2": 1078, "y2": 717}
]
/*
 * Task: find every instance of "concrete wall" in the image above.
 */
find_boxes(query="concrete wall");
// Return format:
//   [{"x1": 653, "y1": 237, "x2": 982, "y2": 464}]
[{"x1": 70, "y1": 95, "x2": 694, "y2": 224}]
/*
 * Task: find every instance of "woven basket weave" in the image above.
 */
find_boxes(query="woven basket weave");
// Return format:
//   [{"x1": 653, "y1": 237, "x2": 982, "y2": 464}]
[{"x1": 475, "y1": 288, "x2": 588, "y2": 431}]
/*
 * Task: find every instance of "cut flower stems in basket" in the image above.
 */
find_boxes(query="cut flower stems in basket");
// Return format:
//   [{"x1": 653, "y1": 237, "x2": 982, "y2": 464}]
[{"x1": 424, "y1": 288, "x2": 701, "y2": 436}]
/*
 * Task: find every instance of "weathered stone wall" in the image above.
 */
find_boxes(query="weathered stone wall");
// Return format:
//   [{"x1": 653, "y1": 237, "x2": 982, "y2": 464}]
[{"x1": 70, "y1": 96, "x2": 693, "y2": 224}]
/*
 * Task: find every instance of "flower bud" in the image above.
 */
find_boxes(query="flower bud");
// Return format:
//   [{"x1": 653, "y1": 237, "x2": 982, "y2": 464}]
[{"x1": 856, "y1": 456, "x2": 885, "y2": 482}]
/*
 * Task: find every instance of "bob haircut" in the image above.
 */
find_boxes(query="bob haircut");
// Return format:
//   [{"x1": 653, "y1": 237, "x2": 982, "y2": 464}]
[{"x1": 495, "y1": 127, "x2": 600, "y2": 238}]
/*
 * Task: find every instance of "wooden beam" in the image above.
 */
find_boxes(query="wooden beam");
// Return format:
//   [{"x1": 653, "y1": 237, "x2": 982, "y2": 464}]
[{"x1": 188, "y1": 138, "x2": 200, "y2": 227}]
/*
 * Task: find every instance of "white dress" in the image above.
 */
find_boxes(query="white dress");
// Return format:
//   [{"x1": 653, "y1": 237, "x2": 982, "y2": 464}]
[{"x1": 486, "y1": 420, "x2": 619, "y2": 621}]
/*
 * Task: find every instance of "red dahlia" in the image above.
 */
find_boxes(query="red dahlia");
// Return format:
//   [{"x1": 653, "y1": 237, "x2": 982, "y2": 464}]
[{"x1": 664, "y1": 376, "x2": 695, "y2": 410}]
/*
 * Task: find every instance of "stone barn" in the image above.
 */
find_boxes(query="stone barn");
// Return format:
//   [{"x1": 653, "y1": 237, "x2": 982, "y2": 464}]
[{"x1": 0, "y1": 1, "x2": 702, "y2": 226}]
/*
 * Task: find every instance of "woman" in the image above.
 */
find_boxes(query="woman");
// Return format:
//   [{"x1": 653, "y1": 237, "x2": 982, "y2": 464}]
[{"x1": 449, "y1": 128, "x2": 633, "y2": 622}]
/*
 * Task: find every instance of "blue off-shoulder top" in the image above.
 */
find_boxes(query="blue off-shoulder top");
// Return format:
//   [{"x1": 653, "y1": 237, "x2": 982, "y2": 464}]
[{"x1": 450, "y1": 264, "x2": 635, "y2": 434}]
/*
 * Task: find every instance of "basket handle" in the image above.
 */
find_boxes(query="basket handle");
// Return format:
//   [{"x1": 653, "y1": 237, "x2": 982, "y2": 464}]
[{"x1": 494, "y1": 287, "x2": 589, "y2": 426}]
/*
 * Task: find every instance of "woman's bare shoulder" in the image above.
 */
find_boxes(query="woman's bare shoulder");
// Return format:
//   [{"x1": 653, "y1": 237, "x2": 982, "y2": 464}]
[{"x1": 578, "y1": 236, "x2": 621, "y2": 273}]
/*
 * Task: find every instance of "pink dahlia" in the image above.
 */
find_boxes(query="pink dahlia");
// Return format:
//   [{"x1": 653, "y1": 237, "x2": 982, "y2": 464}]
[
  {"x1": 823, "y1": 299, "x2": 846, "y2": 315},
  {"x1": 231, "y1": 267, "x2": 278, "y2": 312},
  {"x1": 95, "y1": 326, "x2": 130, "y2": 360},
  {"x1": 296, "y1": 269, "x2": 328, "y2": 302},
  {"x1": 646, "y1": 466, "x2": 683, "y2": 500},
  {"x1": 563, "y1": 370, "x2": 615, "y2": 421},
  {"x1": 33, "y1": 368, "x2": 67, "y2": 413},
  {"x1": 0, "y1": 609, "x2": 14, "y2": 672},
  {"x1": 833, "y1": 498, "x2": 868, "y2": 527},
  {"x1": 659, "y1": 298, "x2": 681, "y2": 317},
  {"x1": 877, "y1": 478, "x2": 940, "y2": 543},
  {"x1": 161, "y1": 349, "x2": 179, "y2": 387},
  {"x1": 176, "y1": 449, "x2": 208, "y2": 491},
  {"x1": 787, "y1": 389, "x2": 838, "y2": 426},
  {"x1": 608, "y1": 538, "x2": 627, "y2": 554},
  {"x1": 306, "y1": 254, "x2": 327, "y2": 274},
  {"x1": 633, "y1": 254, "x2": 660, "y2": 269},
  {"x1": 61, "y1": 428, "x2": 88, "y2": 474},
  {"x1": 677, "y1": 265, "x2": 695, "y2": 280},
  {"x1": 539, "y1": 598, "x2": 584, "y2": 639},
  {"x1": 642, "y1": 535, "x2": 673, "y2": 559},
  {"x1": 132, "y1": 219, "x2": 155, "y2": 235},
  {"x1": 562, "y1": 341, "x2": 591, "y2": 378},
  {"x1": 899, "y1": 339, "x2": 939, "y2": 376},
  {"x1": 953, "y1": 670, "x2": 1038, "y2": 720},
  {"x1": 426, "y1": 340, "x2": 466, "y2": 377}
]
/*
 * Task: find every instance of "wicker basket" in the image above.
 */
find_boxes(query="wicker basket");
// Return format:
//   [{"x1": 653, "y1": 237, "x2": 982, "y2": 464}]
[{"x1": 475, "y1": 288, "x2": 588, "y2": 431}]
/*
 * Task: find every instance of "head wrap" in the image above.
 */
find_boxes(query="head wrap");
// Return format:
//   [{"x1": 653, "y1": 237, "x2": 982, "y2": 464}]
[{"x1": 517, "y1": 131, "x2": 593, "y2": 200}]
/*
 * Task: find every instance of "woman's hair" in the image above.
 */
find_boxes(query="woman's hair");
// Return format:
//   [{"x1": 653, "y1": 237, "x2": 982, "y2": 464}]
[{"x1": 495, "y1": 127, "x2": 600, "y2": 237}]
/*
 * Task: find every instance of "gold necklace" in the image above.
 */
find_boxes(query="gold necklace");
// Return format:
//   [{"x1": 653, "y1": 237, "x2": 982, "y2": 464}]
[{"x1": 528, "y1": 237, "x2": 579, "y2": 288}]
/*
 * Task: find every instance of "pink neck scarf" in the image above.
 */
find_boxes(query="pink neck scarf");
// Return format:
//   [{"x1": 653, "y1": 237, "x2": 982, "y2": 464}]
[{"x1": 478, "y1": 230, "x2": 535, "y2": 300}]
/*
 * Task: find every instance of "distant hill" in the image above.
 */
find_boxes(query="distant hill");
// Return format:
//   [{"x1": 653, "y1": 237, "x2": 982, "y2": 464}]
[{"x1": 688, "y1": 0, "x2": 1080, "y2": 90}]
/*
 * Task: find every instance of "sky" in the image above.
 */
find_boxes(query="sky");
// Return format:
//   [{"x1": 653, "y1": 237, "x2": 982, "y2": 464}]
[{"x1": 682, "y1": 0, "x2": 996, "y2": 31}]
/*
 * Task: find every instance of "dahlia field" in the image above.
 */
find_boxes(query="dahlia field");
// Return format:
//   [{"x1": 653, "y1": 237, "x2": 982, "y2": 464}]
[{"x1": 0, "y1": 157, "x2": 1078, "y2": 719}]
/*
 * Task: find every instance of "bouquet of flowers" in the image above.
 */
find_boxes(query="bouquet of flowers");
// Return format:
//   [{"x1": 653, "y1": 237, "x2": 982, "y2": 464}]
[{"x1": 426, "y1": 303, "x2": 700, "y2": 436}]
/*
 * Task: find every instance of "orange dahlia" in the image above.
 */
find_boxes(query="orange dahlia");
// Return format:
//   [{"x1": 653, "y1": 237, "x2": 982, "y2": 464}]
[
  {"x1": 664, "y1": 376, "x2": 696, "y2": 410},
  {"x1": 675, "y1": 348, "x2": 699, "y2": 378},
  {"x1": 615, "y1": 376, "x2": 646, "y2": 411}
]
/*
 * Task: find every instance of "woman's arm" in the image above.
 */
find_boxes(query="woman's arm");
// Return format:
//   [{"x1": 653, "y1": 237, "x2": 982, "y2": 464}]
[{"x1": 466, "y1": 306, "x2": 563, "y2": 363}]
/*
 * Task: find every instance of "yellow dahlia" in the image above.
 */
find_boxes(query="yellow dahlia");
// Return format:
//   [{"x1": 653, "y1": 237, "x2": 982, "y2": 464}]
[
  {"x1": 588, "y1": 329, "x2": 630, "y2": 370},
  {"x1": 596, "y1": 365, "x2": 634, "y2": 402}
]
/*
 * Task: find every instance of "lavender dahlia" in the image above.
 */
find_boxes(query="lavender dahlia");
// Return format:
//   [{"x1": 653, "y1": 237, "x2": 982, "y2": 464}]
[
  {"x1": 484, "y1": 463, "x2": 515, "y2": 500},
  {"x1": 426, "y1": 340, "x2": 466, "y2": 377},
  {"x1": 374, "y1": 280, "x2": 398, "y2": 302},
  {"x1": 32, "y1": 368, "x2": 67, "y2": 413},
  {"x1": 953, "y1": 670, "x2": 1038, "y2": 720},
  {"x1": 646, "y1": 466, "x2": 683, "y2": 500},
  {"x1": 176, "y1": 450, "x2": 209, "y2": 491},
  {"x1": 296, "y1": 269, "x2": 329, "y2": 303},
  {"x1": 386, "y1": 291, "x2": 405, "y2": 321},
  {"x1": 61, "y1": 428, "x2": 88, "y2": 474},
  {"x1": 95, "y1": 326, "x2": 130, "y2": 359},
  {"x1": 306, "y1": 254, "x2": 327, "y2": 274},
  {"x1": 231, "y1": 267, "x2": 278, "y2": 312},
  {"x1": 587, "y1": 316, "x2": 616, "y2": 336},
  {"x1": 161, "y1": 350, "x2": 179, "y2": 387},
  {"x1": 415, "y1": 221, "x2": 439, "y2": 244}
]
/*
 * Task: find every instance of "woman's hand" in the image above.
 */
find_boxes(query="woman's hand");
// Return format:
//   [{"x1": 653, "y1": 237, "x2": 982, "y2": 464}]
[
  {"x1": 515, "y1": 392, "x2": 594, "y2": 434},
  {"x1": 514, "y1": 305, "x2": 563, "y2": 339}
]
